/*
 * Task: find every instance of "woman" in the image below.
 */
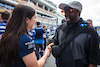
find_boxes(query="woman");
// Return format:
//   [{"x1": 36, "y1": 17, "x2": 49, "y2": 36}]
[{"x1": 0, "y1": 3, "x2": 50, "y2": 67}]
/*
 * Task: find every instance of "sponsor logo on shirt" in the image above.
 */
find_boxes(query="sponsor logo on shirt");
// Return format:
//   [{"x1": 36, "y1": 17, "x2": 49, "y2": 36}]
[{"x1": 25, "y1": 40, "x2": 34, "y2": 49}]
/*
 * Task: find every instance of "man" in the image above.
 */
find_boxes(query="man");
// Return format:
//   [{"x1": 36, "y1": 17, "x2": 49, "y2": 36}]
[
  {"x1": 87, "y1": 19, "x2": 93, "y2": 27},
  {"x1": 49, "y1": 1, "x2": 99, "y2": 67},
  {"x1": 43, "y1": 26, "x2": 48, "y2": 50},
  {"x1": 0, "y1": 11, "x2": 10, "y2": 38},
  {"x1": 34, "y1": 22, "x2": 44, "y2": 60}
]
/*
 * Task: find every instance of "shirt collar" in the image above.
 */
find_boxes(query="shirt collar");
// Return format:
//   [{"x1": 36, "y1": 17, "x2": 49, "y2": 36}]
[{"x1": 2, "y1": 20, "x2": 8, "y2": 23}]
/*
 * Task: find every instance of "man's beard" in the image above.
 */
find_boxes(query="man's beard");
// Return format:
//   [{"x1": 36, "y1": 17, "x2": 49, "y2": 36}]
[{"x1": 67, "y1": 17, "x2": 77, "y2": 26}]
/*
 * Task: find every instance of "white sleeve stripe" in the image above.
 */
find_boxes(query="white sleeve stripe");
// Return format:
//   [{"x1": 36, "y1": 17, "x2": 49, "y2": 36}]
[
  {"x1": 0, "y1": 30, "x2": 5, "y2": 32},
  {"x1": 25, "y1": 40, "x2": 34, "y2": 45},
  {"x1": 0, "y1": 26, "x2": 6, "y2": 29}
]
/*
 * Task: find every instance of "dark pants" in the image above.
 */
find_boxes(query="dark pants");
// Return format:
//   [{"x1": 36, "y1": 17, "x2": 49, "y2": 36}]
[
  {"x1": 44, "y1": 38, "x2": 47, "y2": 50},
  {"x1": 35, "y1": 44, "x2": 43, "y2": 60}
]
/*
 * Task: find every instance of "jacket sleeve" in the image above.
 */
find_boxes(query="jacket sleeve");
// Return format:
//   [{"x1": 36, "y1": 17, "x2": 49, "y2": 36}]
[
  {"x1": 51, "y1": 29, "x2": 59, "y2": 45},
  {"x1": 87, "y1": 27, "x2": 99, "y2": 65}
]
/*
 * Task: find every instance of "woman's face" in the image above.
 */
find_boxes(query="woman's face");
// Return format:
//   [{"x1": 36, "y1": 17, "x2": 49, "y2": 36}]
[{"x1": 27, "y1": 13, "x2": 36, "y2": 30}]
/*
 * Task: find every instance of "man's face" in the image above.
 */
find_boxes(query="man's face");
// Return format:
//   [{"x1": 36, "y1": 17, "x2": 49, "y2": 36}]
[
  {"x1": 64, "y1": 7, "x2": 79, "y2": 26},
  {"x1": 44, "y1": 27, "x2": 47, "y2": 30}
]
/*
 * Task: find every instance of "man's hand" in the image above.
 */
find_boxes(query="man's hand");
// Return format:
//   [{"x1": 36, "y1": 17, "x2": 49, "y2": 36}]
[
  {"x1": 88, "y1": 64, "x2": 97, "y2": 67},
  {"x1": 48, "y1": 43, "x2": 55, "y2": 53}
]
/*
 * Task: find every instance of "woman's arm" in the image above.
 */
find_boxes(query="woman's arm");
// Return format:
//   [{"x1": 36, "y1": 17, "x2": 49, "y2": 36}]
[
  {"x1": 37, "y1": 47, "x2": 50, "y2": 67},
  {"x1": 22, "y1": 52, "x2": 39, "y2": 67},
  {"x1": 22, "y1": 47, "x2": 50, "y2": 67}
]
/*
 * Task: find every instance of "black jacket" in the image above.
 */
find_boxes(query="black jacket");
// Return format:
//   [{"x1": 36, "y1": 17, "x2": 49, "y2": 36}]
[{"x1": 52, "y1": 18, "x2": 99, "y2": 67}]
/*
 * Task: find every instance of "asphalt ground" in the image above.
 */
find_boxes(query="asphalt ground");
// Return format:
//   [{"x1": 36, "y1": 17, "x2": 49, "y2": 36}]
[{"x1": 44, "y1": 54, "x2": 56, "y2": 67}]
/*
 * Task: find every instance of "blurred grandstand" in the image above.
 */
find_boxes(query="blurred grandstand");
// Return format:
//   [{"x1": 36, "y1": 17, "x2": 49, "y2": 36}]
[{"x1": 0, "y1": 0, "x2": 65, "y2": 33}]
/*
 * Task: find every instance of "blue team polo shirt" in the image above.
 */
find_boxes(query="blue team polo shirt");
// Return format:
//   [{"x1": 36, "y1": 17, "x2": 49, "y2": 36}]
[
  {"x1": 18, "y1": 34, "x2": 34, "y2": 58},
  {"x1": 0, "y1": 22, "x2": 6, "y2": 35},
  {"x1": 2, "y1": 34, "x2": 34, "y2": 67},
  {"x1": 34, "y1": 27, "x2": 44, "y2": 44}
]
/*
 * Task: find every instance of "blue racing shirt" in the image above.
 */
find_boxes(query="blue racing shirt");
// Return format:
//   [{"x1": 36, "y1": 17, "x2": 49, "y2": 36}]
[
  {"x1": 18, "y1": 34, "x2": 34, "y2": 58},
  {"x1": 34, "y1": 27, "x2": 44, "y2": 44},
  {"x1": 3, "y1": 34, "x2": 34, "y2": 67}
]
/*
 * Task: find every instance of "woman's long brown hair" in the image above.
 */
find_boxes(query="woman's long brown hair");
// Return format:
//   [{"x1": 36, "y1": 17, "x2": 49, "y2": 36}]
[{"x1": 0, "y1": 3, "x2": 35, "y2": 65}]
